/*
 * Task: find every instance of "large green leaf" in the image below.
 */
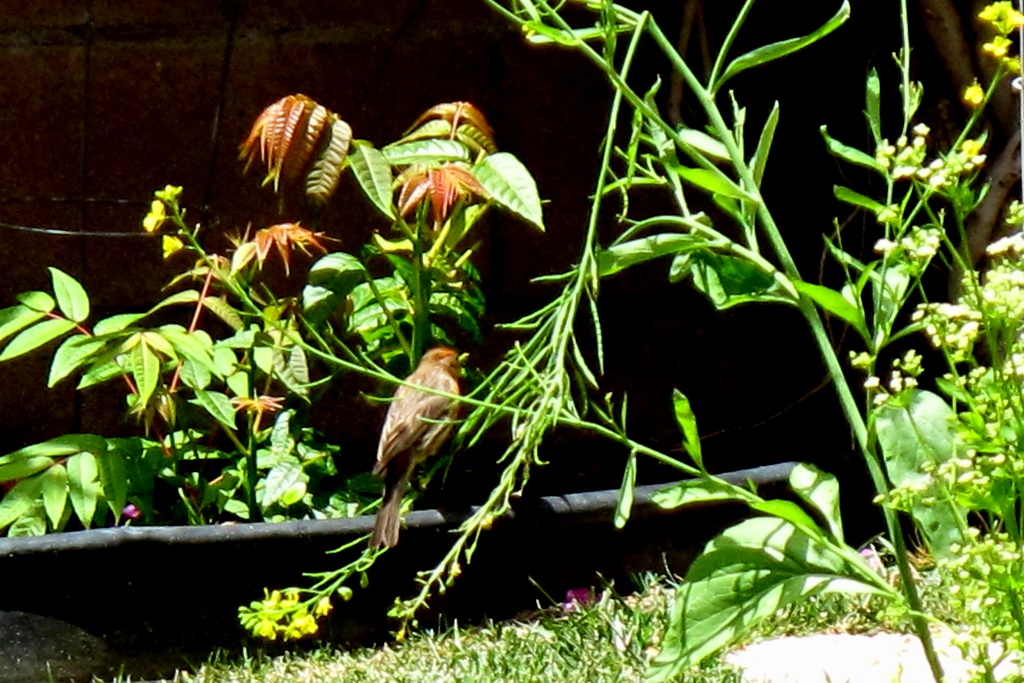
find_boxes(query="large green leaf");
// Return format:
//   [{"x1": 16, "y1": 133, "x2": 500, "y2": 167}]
[
  {"x1": 0, "y1": 318, "x2": 76, "y2": 361},
  {"x1": 262, "y1": 460, "x2": 308, "y2": 509},
  {"x1": 647, "y1": 516, "x2": 886, "y2": 681},
  {"x1": 713, "y1": 1, "x2": 851, "y2": 94},
  {"x1": 0, "y1": 475, "x2": 45, "y2": 532},
  {"x1": 0, "y1": 456, "x2": 54, "y2": 483},
  {"x1": 40, "y1": 464, "x2": 69, "y2": 529},
  {"x1": 875, "y1": 389, "x2": 966, "y2": 558},
  {"x1": 473, "y1": 152, "x2": 545, "y2": 231},
  {"x1": 96, "y1": 447, "x2": 128, "y2": 522},
  {"x1": 788, "y1": 463, "x2": 844, "y2": 543},
  {"x1": 686, "y1": 251, "x2": 794, "y2": 309},
  {"x1": 0, "y1": 305, "x2": 46, "y2": 344},
  {"x1": 49, "y1": 267, "x2": 90, "y2": 323},
  {"x1": 48, "y1": 334, "x2": 106, "y2": 387},
  {"x1": 793, "y1": 280, "x2": 868, "y2": 343},
  {"x1": 382, "y1": 138, "x2": 471, "y2": 166},
  {"x1": 129, "y1": 342, "x2": 161, "y2": 408},
  {"x1": 67, "y1": 451, "x2": 101, "y2": 528},
  {"x1": 191, "y1": 389, "x2": 238, "y2": 431},
  {"x1": 303, "y1": 251, "x2": 369, "y2": 323},
  {"x1": 597, "y1": 234, "x2": 701, "y2": 278},
  {"x1": 0, "y1": 434, "x2": 107, "y2": 466},
  {"x1": 349, "y1": 141, "x2": 395, "y2": 219},
  {"x1": 651, "y1": 477, "x2": 750, "y2": 509}
]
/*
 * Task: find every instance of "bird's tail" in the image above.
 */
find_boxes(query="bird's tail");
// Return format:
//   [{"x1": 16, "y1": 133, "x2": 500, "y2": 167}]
[{"x1": 370, "y1": 468, "x2": 407, "y2": 548}]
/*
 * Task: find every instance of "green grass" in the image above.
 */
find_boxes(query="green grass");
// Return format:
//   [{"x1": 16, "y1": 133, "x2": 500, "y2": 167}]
[{"x1": 107, "y1": 569, "x2": 928, "y2": 683}]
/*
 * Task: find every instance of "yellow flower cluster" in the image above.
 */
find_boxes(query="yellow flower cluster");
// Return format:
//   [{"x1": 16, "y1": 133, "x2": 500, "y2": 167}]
[
  {"x1": 977, "y1": 2, "x2": 1024, "y2": 81},
  {"x1": 241, "y1": 588, "x2": 334, "y2": 642}
]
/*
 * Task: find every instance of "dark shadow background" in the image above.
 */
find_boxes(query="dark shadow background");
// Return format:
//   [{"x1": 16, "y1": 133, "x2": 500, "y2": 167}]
[{"x1": 0, "y1": 0, "x2": 1012, "y2": 547}]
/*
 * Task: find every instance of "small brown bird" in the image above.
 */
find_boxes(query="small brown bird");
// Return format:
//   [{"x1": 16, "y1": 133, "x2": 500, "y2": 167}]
[{"x1": 370, "y1": 347, "x2": 462, "y2": 548}]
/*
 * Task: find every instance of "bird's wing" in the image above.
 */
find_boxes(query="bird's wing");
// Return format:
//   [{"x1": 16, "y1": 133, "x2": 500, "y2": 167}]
[{"x1": 374, "y1": 382, "x2": 456, "y2": 471}]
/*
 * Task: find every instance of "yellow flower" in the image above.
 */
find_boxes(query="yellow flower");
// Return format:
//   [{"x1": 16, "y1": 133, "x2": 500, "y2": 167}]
[
  {"x1": 963, "y1": 82, "x2": 985, "y2": 107},
  {"x1": 142, "y1": 200, "x2": 166, "y2": 233},
  {"x1": 983, "y1": 35, "x2": 1012, "y2": 58},
  {"x1": 979, "y1": 1, "x2": 1024, "y2": 34},
  {"x1": 253, "y1": 619, "x2": 279, "y2": 640},
  {"x1": 161, "y1": 235, "x2": 184, "y2": 259},
  {"x1": 961, "y1": 138, "x2": 985, "y2": 157},
  {"x1": 314, "y1": 596, "x2": 333, "y2": 617}
]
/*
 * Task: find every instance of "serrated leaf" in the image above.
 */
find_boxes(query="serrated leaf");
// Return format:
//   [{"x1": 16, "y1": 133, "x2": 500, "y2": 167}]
[
  {"x1": 306, "y1": 117, "x2": 352, "y2": 207},
  {"x1": 472, "y1": 152, "x2": 544, "y2": 231},
  {"x1": 0, "y1": 318, "x2": 76, "y2": 361},
  {"x1": 382, "y1": 138, "x2": 471, "y2": 166},
  {"x1": 48, "y1": 334, "x2": 105, "y2": 387},
  {"x1": 67, "y1": 451, "x2": 101, "y2": 528},
  {"x1": 130, "y1": 342, "x2": 161, "y2": 407},
  {"x1": 49, "y1": 267, "x2": 90, "y2": 323},
  {"x1": 41, "y1": 464, "x2": 68, "y2": 528},
  {"x1": 349, "y1": 141, "x2": 395, "y2": 219}
]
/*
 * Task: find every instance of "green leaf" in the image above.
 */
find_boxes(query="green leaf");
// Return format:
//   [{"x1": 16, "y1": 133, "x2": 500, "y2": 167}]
[
  {"x1": 0, "y1": 305, "x2": 46, "y2": 344},
  {"x1": 306, "y1": 118, "x2": 353, "y2": 208},
  {"x1": 597, "y1": 234, "x2": 701, "y2": 277},
  {"x1": 0, "y1": 476, "x2": 45, "y2": 532},
  {"x1": 8, "y1": 503, "x2": 47, "y2": 536},
  {"x1": 49, "y1": 267, "x2": 90, "y2": 323},
  {"x1": 262, "y1": 460, "x2": 308, "y2": 509},
  {"x1": 873, "y1": 264, "x2": 911, "y2": 346},
  {"x1": 0, "y1": 456, "x2": 54, "y2": 482},
  {"x1": 48, "y1": 334, "x2": 105, "y2": 387},
  {"x1": 793, "y1": 280, "x2": 868, "y2": 342},
  {"x1": 16, "y1": 290, "x2": 55, "y2": 313},
  {"x1": 191, "y1": 390, "x2": 238, "y2": 431},
  {"x1": 93, "y1": 312, "x2": 145, "y2": 335},
  {"x1": 671, "y1": 165, "x2": 758, "y2": 202},
  {"x1": 789, "y1": 463, "x2": 845, "y2": 543},
  {"x1": 273, "y1": 346, "x2": 310, "y2": 398},
  {"x1": 0, "y1": 318, "x2": 76, "y2": 361},
  {"x1": 130, "y1": 342, "x2": 161, "y2": 407},
  {"x1": 875, "y1": 390, "x2": 966, "y2": 558},
  {"x1": 672, "y1": 389, "x2": 703, "y2": 470},
  {"x1": 0, "y1": 434, "x2": 107, "y2": 466},
  {"x1": 614, "y1": 450, "x2": 636, "y2": 529},
  {"x1": 647, "y1": 516, "x2": 886, "y2": 681},
  {"x1": 677, "y1": 129, "x2": 729, "y2": 161},
  {"x1": 749, "y1": 101, "x2": 780, "y2": 190},
  {"x1": 865, "y1": 68, "x2": 881, "y2": 145},
  {"x1": 713, "y1": 1, "x2": 851, "y2": 94},
  {"x1": 382, "y1": 138, "x2": 471, "y2": 166},
  {"x1": 688, "y1": 251, "x2": 794, "y2": 309},
  {"x1": 651, "y1": 477, "x2": 750, "y2": 509},
  {"x1": 179, "y1": 358, "x2": 212, "y2": 390},
  {"x1": 303, "y1": 251, "x2": 368, "y2": 323},
  {"x1": 820, "y1": 126, "x2": 884, "y2": 172},
  {"x1": 834, "y1": 185, "x2": 886, "y2": 214},
  {"x1": 750, "y1": 499, "x2": 824, "y2": 539},
  {"x1": 473, "y1": 152, "x2": 545, "y2": 231},
  {"x1": 67, "y1": 451, "x2": 101, "y2": 528},
  {"x1": 158, "y1": 326, "x2": 216, "y2": 373},
  {"x1": 349, "y1": 141, "x2": 395, "y2": 219},
  {"x1": 40, "y1": 464, "x2": 68, "y2": 528},
  {"x1": 96, "y1": 447, "x2": 128, "y2": 521},
  {"x1": 202, "y1": 297, "x2": 244, "y2": 331}
]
